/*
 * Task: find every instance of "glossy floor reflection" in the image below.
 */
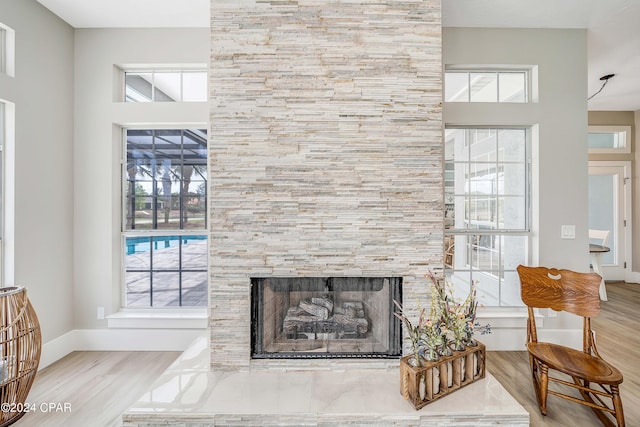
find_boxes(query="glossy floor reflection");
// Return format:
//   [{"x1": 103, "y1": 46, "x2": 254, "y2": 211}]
[{"x1": 123, "y1": 336, "x2": 529, "y2": 426}]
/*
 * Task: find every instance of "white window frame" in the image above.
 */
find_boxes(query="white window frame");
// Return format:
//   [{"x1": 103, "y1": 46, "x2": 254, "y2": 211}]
[
  {"x1": 0, "y1": 27, "x2": 5, "y2": 75},
  {"x1": 121, "y1": 66, "x2": 207, "y2": 103},
  {"x1": 445, "y1": 66, "x2": 536, "y2": 104},
  {"x1": 120, "y1": 125, "x2": 208, "y2": 309},
  {"x1": 121, "y1": 127, "x2": 208, "y2": 232},
  {"x1": 0, "y1": 100, "x2": 15, "y2": 287},
  {"x1": 444, "y1": 126, "x2": 532, "y2": 308},
  {"x1": 588, "y1": 125, "x2": 631, "y2": 154},
  {"x1": 0, "y1": 23, "x2": 15, "y2": 77}
]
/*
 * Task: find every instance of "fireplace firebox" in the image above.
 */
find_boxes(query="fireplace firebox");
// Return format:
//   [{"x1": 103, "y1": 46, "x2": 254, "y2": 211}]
[{"x1": 251, "y1": 277, "x2": 402, "y2": 359}]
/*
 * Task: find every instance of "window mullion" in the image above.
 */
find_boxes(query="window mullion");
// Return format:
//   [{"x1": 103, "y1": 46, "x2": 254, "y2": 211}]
[
  {"x1": 179, "y1": 72, "x2": 184, "y2": 102},
  {"x1": 149, "y1": 236, "x2": 154, "y2": 307},
  {"x1": 151, "y1": 131, "x2": 158, "y2": 229},
  {"x1": 178, "y1": 238, "x2": 183, "y2": 306},
  {"x1": 495, "y1": 130, "x2": 500, "y2": 231},
  {"x1": 179, "y1": 130, "x2": 185, "y2": 230}
]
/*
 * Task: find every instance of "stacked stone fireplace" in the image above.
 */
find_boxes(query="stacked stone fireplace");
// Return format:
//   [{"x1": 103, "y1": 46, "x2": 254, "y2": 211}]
[{"x1": 210, "y1": 0, "x2": 443, "y2": 370}]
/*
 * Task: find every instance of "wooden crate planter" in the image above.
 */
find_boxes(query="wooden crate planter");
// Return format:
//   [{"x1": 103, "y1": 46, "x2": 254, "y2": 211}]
[{"x1": 400, "y1": 341, "x2": 486, "y2": 410}]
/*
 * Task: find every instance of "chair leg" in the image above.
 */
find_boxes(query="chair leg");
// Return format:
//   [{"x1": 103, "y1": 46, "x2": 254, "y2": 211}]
[
  {"x1": 539, "y1": 364, "x2": 549, "y2": 415},
  {"x1": 612, "y1": 384, "x2": 625, "y2": 427},
  {"x1": 529, "y1": 354, "x2": 543, "y2": 412},
  {"x1": 574, "y1": 377, "x2": 623, "y2": 427},
  {"x1": 529, "y1": 354, "x2": 548, "y2": 415}
]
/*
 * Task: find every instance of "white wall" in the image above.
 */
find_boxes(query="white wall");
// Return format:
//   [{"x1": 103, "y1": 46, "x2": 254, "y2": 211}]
[
  {"x1": 0, "y1": 0, "x2": 75, "y2": 344},
  {"x1": 444, "y1": 28, "x2": 589, "y2": 341},
  {"x1": 73, "y1": 28, "x2": 208, "y2": 329}
]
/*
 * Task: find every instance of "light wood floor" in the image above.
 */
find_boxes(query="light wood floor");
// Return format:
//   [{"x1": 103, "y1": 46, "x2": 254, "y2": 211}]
[
  {"x1": 487, "y1": 282, "x2": 640, "y2": 426},
  {"x1": 11, "y1": 282, "x2": 640, "y2": 427},
  {"x1": 14, "y1": 351, "x2": 180, "y2": 427}
]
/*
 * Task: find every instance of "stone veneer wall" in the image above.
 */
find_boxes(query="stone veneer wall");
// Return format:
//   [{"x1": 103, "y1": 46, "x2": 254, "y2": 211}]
[{"x1": 210, "y1": 0, "x2": 443, "y2": 369}]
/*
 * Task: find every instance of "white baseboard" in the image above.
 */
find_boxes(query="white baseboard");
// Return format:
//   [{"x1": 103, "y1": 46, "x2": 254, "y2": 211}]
[
  {"x1": 40, "y1": 330, "x2": 77, "y2": 369},
  {"x1": 74, "y1": 328, "x2": 204, "y2": 351},
  {"x1": 624, "y1": 270, "x2": 640, "y2": 284},
  {"x1": 40, "y1": 328, "x2": 205, "y2": 370},
  {"x1": 40, "y1": 326, "x2": 581, "y2": 368},
  {"x1": 475, "y1": 329, "x2": 526, "y2": 351}
]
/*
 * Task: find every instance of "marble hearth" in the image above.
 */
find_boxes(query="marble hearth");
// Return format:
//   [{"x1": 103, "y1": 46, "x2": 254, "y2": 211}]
[{"x1": 123, "y1": 336, "x2": 529, "y2": 426}]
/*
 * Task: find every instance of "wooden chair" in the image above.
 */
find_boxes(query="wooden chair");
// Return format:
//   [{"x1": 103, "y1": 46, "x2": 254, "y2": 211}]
[
  {"x1": 516, "y1": 265, "x2": 625, "y2": 427},
  {"x1": 444, "y1": 235, "x2": 454, "y2": 269}
]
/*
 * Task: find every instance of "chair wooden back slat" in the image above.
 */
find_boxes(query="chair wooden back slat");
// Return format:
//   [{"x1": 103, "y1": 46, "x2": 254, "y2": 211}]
[{"x1": 517, "y1": 265, "x2": 602, "y2": 318}]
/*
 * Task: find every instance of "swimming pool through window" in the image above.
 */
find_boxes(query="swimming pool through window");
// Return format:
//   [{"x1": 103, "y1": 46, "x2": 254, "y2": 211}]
[{"x1": 122, "y1": 127, "x2": 208, "y2": 307}]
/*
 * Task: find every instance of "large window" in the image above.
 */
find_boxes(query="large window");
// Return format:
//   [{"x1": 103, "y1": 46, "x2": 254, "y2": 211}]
[
  {"x1": 444, "y1": 127, "x2": 529, "y2": 307},
  {"x1": 123, "y1": 128, "x2": 207, "y2": 307}
]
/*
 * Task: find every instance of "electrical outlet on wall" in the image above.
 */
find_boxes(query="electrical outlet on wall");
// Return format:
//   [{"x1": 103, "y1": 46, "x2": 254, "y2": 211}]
[
  {"x1": 561, "y1": 225, "x2": 576, "y2": 239},
  {"x1": 97, "y1": 307, "x2": 105, "y2": 320}
]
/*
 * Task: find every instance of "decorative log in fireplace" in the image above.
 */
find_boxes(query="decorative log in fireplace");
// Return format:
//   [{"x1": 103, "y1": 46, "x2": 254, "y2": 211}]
[
  {"x1": 251, "y1": 277, "x2": 402, "y2": 359},
  {"x1": 283, "y1": 298, "x2": 369, "y2": 339}
]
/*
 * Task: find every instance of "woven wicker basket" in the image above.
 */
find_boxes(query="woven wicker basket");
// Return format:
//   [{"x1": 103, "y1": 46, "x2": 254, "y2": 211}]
[{"x1": 0, "y1": 286, "x2": 41, "y2": 427}]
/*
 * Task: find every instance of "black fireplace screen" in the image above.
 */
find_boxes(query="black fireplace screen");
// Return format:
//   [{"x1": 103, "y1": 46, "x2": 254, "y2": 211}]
[{"x1": 251, "y1": 277, "x2": 402, "y2": 359}]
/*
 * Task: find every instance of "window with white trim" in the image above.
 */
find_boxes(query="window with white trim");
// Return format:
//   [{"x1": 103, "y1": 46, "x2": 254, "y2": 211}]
[
  {"x1": 445, "y1": 70, "x2": 529, "y2": 103},
  {"x1": 0, "y1": 27, "x2": 5, "y2": 75},
  {"x1": 124, "y1": 70, "x2": 207, "y2": 102},
  {"x1": 588, "y1": 125, "x2": 631, "y2": 154},
  {"x1": 123, "y1": 128, "x2": 208, "y2": 308},
  {"x1": 0, "y1": 23, "x2": 14, "y2": 77},
  {"x1": 444, "y1": 127, "x2": 530, "y2": 307}
]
